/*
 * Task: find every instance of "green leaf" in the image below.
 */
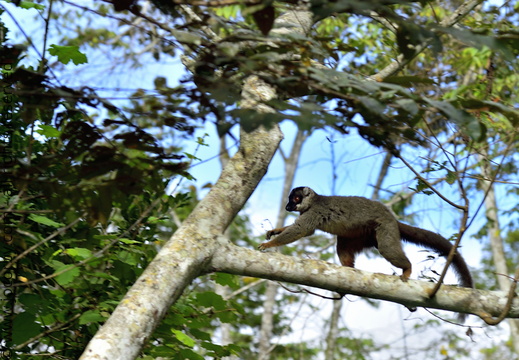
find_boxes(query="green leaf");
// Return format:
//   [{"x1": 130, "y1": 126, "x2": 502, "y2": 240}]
[
  {"x1": 179, "y1": 348, "x2": 205, "y2": 360},
  {"x1": 183, "y1": 152, "x2": 201, "y2": 161},
  {"x1": 196, "y1": 135, "x2": 209, "y2": 146},
  {"x1": 201, "y1": 341, "x2": 231, "y2": 356},
  {"x1": 195, "y1": 292, "x2": 227, "y2": 311},
  {"x1": 65, "y1": 248, "x2": 93, "y2": 260},
  {"x1": 458, "y1": 99, "x2": 519, "y2": 126},
  {"x1": 411, "y1": 179, "x2": 434, "y2": 196},
  {"x1": 384, "y1": 76, "x2": 436, "y2": 86},
  {"x1": 425, "y1": 99, "x2": 482, "y2": 140},
  {"x1": 28, "y1": 214, "x2": 64, "y2": 228},
  {"x1": 18, "y1": 294, "x2": 44, "y2": 312},
  {"x1": 18, "y1": 1, "x2": 45, "y2": 10},
  {"x1": 92, "y1": 272, "x2": 118, "y2": 281},
  {"x1": 171, "y1": 329, "x2": 195, "y2": 348},
  {"x1": 358, "y1": 96, "x2": 385, "y2": 115},
  {"x1": 117, "y1": 250, "x2": 139, "y2": 266},
  {"x1": 395, "y1": 99, "x2": 419, "y2": 115},
  {"x1": 12, "y1": 312, "x2": 41, "y2": 344},
  {"x1": 119, "y1": 238, "x2": 141, "y2": 244},
  {"x1": 36, "y1": 124, "x2": 61, "y2": 137},
  {"x1": 446, "y1": 170, "x2": 458, "y2": 185},
  {"x1": 189, "y1": 328, "x2": 212, "y2": 341},
  {"x1": 311, "y1": 0, "x2": 397, "y2": 20},
  {"x1": 211, "y1": 272, "x2": 238, "y2": 289},
  {"x1": 214, "y1": 5, "x2": 240, "y2": 18},
  {"x1": 49, "y1": 261, "x2": 81, "y2": 285},
  {"x1": 436, "y1": 26, "x2": 514, "y2": 60},
  {"x1": 48, "y1": 45, "x2": 88, "y2": 65},
  {"x1": 216, "y1": 310, "x2": 237, "y2": 324},
  {"x1": 56, "y1": 265, "x2": 80, "y2": 285},
  {"x1": 79, "y1": 310, "x2": 106, "y2": 324},
  {"x1": 170, "y1": 313, "x2": 187, "y2": 327}
]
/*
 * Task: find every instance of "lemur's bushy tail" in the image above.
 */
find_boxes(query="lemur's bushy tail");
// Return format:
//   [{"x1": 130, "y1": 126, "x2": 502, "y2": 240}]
[{"x1": 398, "y1": 222, "x2": 473, "y2": 289}]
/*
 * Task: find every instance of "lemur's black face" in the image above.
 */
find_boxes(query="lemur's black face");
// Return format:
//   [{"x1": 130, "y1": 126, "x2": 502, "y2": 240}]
[{"x1": 285, "y1": 187, "x2": 309, "y2": 212}]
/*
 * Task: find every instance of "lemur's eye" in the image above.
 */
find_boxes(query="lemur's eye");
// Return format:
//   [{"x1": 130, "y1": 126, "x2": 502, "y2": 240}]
[{"x1": 294, "y1": 196, "x2": 301, "y2": 203}]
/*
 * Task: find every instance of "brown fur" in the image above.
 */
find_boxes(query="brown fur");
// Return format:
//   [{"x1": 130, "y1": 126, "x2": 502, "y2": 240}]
[{"x1": 259, "y1": 187, "x2": 473, "y2": 289}]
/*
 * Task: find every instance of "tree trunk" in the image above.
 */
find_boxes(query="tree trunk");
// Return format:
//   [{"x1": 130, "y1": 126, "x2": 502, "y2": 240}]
[
  {"x1": 324, "y1": 299, "x2": 342, "y2": 360},
  {"x1": 479, "y1": 153, "x2": 519, "y2": 353},
  {"x1": 371, "y1": 151, "x2": 392, "y2": 201},
  {"x1": 78, "y1": 69, "x2": 282, "y2": 360},
  {"x1": 258, "y1": 282, "x2": 278, "y2": 360},
  {"x1": 258, "y1": 129, "x2": 308, "y2": 359}
]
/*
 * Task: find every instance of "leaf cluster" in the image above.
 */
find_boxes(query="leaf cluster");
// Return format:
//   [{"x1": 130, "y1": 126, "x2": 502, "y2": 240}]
[
  {"x1": 169, "y1": 3, "x2": 519, "y2": 153},
  {"x1": 0, "y1": 37, "x2": 198, "y2": 357}
]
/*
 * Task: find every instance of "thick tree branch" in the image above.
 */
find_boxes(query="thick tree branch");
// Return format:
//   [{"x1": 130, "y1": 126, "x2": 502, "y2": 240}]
[{"x1": 211, "y1": 242, "x2": 519, "y2": 320}]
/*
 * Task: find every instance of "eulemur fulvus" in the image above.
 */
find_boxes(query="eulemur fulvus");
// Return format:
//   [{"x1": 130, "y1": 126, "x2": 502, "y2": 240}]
[{"x1": 259, "y1": 186, "x2": 473, "y2": 289}]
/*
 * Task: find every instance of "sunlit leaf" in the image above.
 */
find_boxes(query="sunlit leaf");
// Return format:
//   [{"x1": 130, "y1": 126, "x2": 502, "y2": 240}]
[
  {"x1": 79, "y1": 310, "x2": 106, "y2": 324},
  {"x1": 48, "y1": 45, "x2": 88, "y2": 65},
  {"x1": 172, "y1": 330, "x2": 195, "y2": 348},
  {"x1": 28, "y1": 214, "x2": 64, "y2": 228}
]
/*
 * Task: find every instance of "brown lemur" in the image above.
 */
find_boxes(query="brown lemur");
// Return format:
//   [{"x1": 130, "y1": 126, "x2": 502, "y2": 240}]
[{"x1": 259, "y1": 187, "x2": 473, "y2": 289}]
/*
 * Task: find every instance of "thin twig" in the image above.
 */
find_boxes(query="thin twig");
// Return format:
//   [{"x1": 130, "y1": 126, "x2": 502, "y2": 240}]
[
  {"x1": 14, "y1": 314, "x2": 82, "y2": 350},
  {"x1": 396, "y1": 154, "x2": 466, "y2": 211}
]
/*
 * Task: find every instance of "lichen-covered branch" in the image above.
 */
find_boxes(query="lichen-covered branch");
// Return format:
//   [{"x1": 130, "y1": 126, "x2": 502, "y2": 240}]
[{"x1": 211, "y1": 242, "x2": 519, "y2": 320}]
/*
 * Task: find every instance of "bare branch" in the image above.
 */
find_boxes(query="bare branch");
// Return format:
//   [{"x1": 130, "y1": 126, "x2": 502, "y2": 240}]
[
  {"x1": 396, "y1": 154, "x2": 466, "y2": 211},
  {"x1": 211, "y1": 242, "x2": 519, "y2": 320}
]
